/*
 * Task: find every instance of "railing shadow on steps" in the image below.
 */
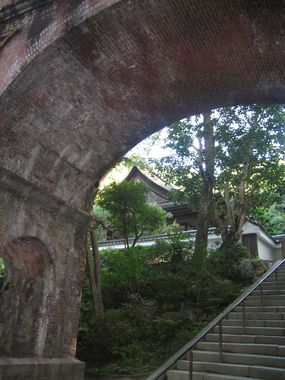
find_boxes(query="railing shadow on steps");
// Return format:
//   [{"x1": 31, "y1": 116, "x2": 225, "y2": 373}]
[{"x1": 147, "y1": 258, "x2": 285, "y2": 380}]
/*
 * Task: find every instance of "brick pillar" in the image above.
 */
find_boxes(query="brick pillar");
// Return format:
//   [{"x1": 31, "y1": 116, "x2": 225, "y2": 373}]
[{"x1": 0, "y1": 174, "x2": 89, "y2": 379}]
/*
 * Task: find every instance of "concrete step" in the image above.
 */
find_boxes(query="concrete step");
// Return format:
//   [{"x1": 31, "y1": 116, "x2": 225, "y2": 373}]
[
  {"x1": 222, "y1": 319, "x2": 285, "y2": 328},
  {"x1": 266, "y1": 274, "x2": 285, "y2": 279},
  {"x1": 227, "y1": 312, "x2": 285, "y2": 320},
  {"x1": 191, "y1": 361, "x2": 285, "y2": 379},
  {"x1": 205, "y1": 333, "x2": 285, "y2": 345},
  {"x1": 252, "y1": 289, "x2": 285, "y2": 296},
  {"x1": 260, "y1": 285, "x2": 285, "y2": 291},
  {"x1": 183, "y1": 350, "x2": 285, "y2": 368},
  {"x1": 245, "y1": 299, "x2": 285, "y2": 306},
  {"x1": 249, "y1": 294, "x2": 285, "y2": 300},
  {"x1": 260, "y1": 280, "x2": 285, "y2": 285},
  {"x1": 213, "y1": 325, "x2": 285, "y2": 336},
  {"x1": 165, "y1": 265, "x2": 285, "y2": 380},
  {"x1": 167, "y1": 370, "x2": 262, "y2": 380},
  {"x1": 274, "y1": 272, "x2": 285, "y2": 276},
  {"x1": 196, "y1": 341, "x2": 285, "y2": 356},
  {"x1": 234, "y1": 305, "x2": 285, "y2": 313},
  {"x1": 262, "y1": 281, "x2": 285, "y2": 286}
]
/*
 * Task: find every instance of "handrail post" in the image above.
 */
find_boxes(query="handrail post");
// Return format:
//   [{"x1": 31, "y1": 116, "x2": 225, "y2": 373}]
[
  {"x1": 275, "y1": 270, "x2": 278, "y2": 289},
  {"x1": 218, "y1": 322, "x2": 223, "y2": 362},
  {"x1": 260, "y1": 285, "x2": 263, "y2": 312},
  {"x1": 242, "y1": 301, "x2": 246, "y2": 334},
  {"x1": 188, "y1": 350, "x2": 193, "y2": 380}
]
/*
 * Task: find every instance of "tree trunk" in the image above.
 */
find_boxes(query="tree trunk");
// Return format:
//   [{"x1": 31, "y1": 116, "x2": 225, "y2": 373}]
[
  {"x1": 218, "y1": 163, "x2": 249, "y2": 248},
  {"x1": 87, "y1": 230, "x2": 104, "y2": 316},
  {"x1": 193, "y1": 111, "x2": 215, "y2": 258}
]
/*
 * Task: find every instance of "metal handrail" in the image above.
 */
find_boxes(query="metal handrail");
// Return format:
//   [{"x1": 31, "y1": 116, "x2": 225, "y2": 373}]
[{"x1": 147, "y1": 258, "x2": 285, "y2": 380}]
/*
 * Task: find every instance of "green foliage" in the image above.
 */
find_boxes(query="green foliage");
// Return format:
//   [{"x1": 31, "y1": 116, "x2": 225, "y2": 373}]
[
  {"x1": 251, "y1": 202, "x2": 285, "y2": 235},
  {"x1": 100, "y1": 247, "x2": 152, "y2": 306},
  {"x1": 97, "y1": 181, "x2": 168, "y2": 247},
  {"x1": 0, "y1": 258, "x2": 4, "y2": 288},
  {"x1": 208, "y1": 242, "x2": 251, "y2": 281},
  {"x1": 0, "y1": 257, "x2": 4, "y2": 272},
  {"x1": 122, "y1": 153, "x2": 152, "y2": 171},
  {"x1": 77, "y1": 241, "x2": 257, "y2": 374},
  {"x1": 153, "y1": 224, "x2": 194, "y2": 262},
  {"x1": 92, "y1": 204, "x2": 111, "y2": 241},
  {"x1": 152, "y1": 105, "x2": 285, "y2": 244},
  {"x1": 239, "y1": 259, "x2": 268, "y2": 282}
]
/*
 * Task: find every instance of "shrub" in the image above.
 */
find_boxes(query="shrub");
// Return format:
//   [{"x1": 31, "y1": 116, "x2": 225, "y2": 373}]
[
  {"x1": 239, "y1": 258, "x2": 268, "y2": 282},
  {"x1": 77, "y1": 241, "x2": 263, "y2": 374},
  {"x1": 208, "y1": 242, "x2": 250, "y2": 281}
]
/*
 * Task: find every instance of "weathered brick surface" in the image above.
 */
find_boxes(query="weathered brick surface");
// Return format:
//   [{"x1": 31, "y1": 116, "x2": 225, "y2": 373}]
[
  {"x1": 0, "y1": 0, "x2": 121, "y2": 97},
  {"x1": 0, "y1": 167, "x2": 89, "y2": 358},
  {"x1": 0, "y1": 0, "x2": 285, "y2": 365},
  {"x1": 0, "y1": 0, "x2": 285, "y2": 209}
]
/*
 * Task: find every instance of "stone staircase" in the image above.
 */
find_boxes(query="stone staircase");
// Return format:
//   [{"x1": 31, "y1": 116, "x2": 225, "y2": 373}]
[{"x1": 148, "y1": 260, "x2": 285, "y2": 380}]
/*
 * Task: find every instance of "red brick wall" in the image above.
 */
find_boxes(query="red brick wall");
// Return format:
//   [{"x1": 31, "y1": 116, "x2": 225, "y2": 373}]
[
  {"x1": 0, "y1": 0, "x2": 120, "y2": 97},
  {"x1": 0, "y1": 0, "x2": 284, "y2": 359},
  {"x1": 1, "y1": 0, "x2": 284, "y2": 210}
]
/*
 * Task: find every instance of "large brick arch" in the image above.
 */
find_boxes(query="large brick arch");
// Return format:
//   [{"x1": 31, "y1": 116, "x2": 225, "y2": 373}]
[
  {"x1": 1, "y1": 0, "x2": 284, "y2": 209},
  {"x1": 0, "y1": 0, "x2": 285, "y2": 378}
]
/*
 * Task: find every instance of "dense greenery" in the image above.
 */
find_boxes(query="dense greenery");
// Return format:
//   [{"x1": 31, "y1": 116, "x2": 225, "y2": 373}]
[
  {"x1": 77, "y1": 239, "x2": 266, "y2": 375},
  {"x1": 251, "y1": 201, "x2": 285, "y2": 235}
]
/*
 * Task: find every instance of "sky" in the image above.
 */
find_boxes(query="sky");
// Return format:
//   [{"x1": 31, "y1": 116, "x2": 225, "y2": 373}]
[{"x1": 100, "y1": 127, "x2": 172, "y2": 187}]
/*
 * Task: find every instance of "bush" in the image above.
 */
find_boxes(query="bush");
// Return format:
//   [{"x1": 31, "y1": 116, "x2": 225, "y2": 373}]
[
  {"x1": 239, "y1": 258, "x2": 268, "y2": 282},
  {"x1": 77, "y1": 309, "x2": 138, "y2": 366},
  {"x1": 153, "y1": 224, "x2": 194, "y2": 263},
  {"x1": 208, "y1": 242, "x2": 250, "y2": 281},
  {"x1": 77, "y1": 241, "x2": 263, "y2": 374},
  {"x1": 101, "y1": 247, "x2": 152, "y2": 307}
]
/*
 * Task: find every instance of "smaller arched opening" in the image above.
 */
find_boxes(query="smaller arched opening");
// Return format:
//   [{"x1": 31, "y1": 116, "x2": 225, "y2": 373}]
[{"x1": 0, "y1": 237, "x2": 54, "y2": 357}]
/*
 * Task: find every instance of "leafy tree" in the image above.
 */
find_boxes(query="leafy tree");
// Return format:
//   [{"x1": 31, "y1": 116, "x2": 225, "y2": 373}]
[
  {"x1": 212, "y1": 105, "x2": 285, "y2": 245},
  {"x1": 121, "y1": 153, "x2": 152, "y2": 172},
  {"x1": 97, "y1": 181, "x2": 168, "y2": 248},
  {"x1": 153, "y1": 105, "x2": 285, "y2": 250},
  {"x1": 251, "y1": 200, "x2": 285, "y2": 235}
]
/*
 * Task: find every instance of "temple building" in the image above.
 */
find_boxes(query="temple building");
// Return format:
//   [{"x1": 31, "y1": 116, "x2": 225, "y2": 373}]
[
  {"x1": 100, "y1": 166, "x2": 284, "y2": 262},
  {"x1": 125, "y1": 166, "x2": 198, "y2": 230}
]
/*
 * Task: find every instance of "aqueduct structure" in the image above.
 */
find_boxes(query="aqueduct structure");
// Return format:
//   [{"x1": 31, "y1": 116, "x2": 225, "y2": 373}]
[{"x1": 0, "y1": 0, "x2": 284, "y2": 379}]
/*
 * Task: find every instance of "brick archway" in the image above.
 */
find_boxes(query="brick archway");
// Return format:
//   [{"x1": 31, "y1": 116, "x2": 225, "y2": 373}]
[{"x1": 0, "y1": 0, "x2": 284, "y2": 378}]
